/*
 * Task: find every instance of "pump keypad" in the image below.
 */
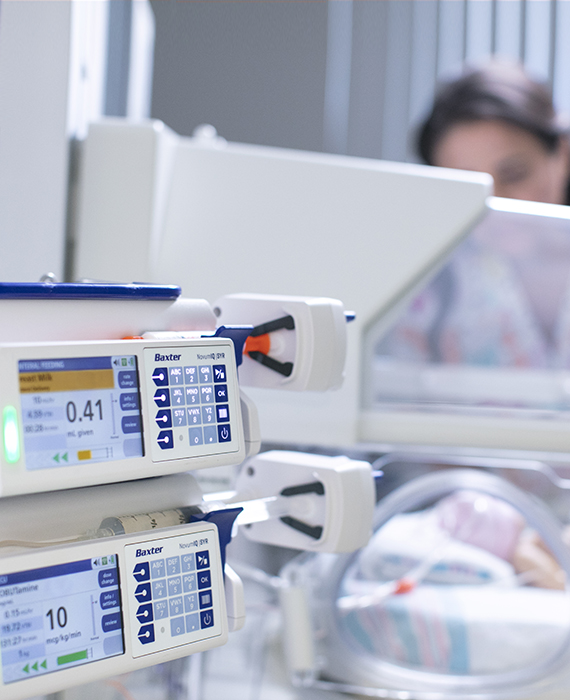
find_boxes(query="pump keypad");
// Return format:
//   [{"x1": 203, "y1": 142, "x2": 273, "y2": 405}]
[
  {"x1": 125, "y1": 528, "x2": 221, "y2": 658},
  {"x1": 144, "y1": 344, "x2": 240, "y2": 463}
]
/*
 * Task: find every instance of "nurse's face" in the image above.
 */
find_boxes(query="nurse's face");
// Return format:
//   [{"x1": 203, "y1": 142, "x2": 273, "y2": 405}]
[{"x1": 432, "y1": 119, "x2": 570, "y2": 204}]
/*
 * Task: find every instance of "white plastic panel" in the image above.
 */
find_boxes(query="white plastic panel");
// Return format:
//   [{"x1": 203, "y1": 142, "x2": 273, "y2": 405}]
[{"x1": 74, "y1": 121, "x2": 490, "y2": 446}]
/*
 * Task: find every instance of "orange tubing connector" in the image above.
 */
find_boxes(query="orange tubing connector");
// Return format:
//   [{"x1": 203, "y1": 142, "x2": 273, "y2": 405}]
[
  {"x1": 394, "y1": 578, "x2": 415, "y2": 595},
  {"x1": 244, "y1": 333, "x2": 271, "y2": 356}
]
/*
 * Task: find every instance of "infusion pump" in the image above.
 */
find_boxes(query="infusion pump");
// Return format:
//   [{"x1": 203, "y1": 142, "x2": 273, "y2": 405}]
[
  {"x1": 0, "y1": 336, "x2": 246, "y2": 497},
  {"x1": 0, "y1": 523, "x2": 229, "y2": 699},
  {"x1": 0, "y1": 286, "x2": 375, "y2": 700}
]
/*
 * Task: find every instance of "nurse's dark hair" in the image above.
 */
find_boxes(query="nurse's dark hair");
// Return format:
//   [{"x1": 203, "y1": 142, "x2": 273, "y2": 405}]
[{"x1": 418, "y1": 61, "x2": 566, "y2": 166}]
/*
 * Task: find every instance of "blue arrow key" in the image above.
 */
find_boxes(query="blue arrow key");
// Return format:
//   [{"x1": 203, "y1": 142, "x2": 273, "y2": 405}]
[
  {"x1": 152, "y1": 368, "x2": 169, "y2": 386},
  {"x1": 155, "y1": 409, "x2": 172, "y2": 428},
  {"x1": 154, "y1": 389, "x2": 170, "y2": 407},
  {"x1": 136, "y1": 604, "x2": 154, "y2": 623},
  {"x1": 133, "y1": 562, "x2": 150, "y2": 582},
  {"x1": 157, "y1": 430, "x2": 174, "y2": 450},
  {"x1": 134, "y1": 583, "x2": 152, "y2": 603},
  {"x1": 138, "y1": 624, "x2": 155, "y2": 645}
]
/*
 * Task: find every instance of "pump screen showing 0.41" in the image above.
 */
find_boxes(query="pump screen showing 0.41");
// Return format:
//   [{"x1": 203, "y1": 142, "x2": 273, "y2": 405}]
[
  {"x1": 18, "y1": 356, "x2": 144, "y2": 471},
  {"x1": 0, "y1": 555, "x2": 124, "y2": 684}
]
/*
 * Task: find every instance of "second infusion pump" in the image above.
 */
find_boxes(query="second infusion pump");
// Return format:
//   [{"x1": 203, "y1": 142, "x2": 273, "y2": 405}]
[
  {"x1": 0, "y1": 522, "x2": 229, "y2": 700},
  {"x1": 0, "y1": 337, "x2": 245, "y2": 497}
]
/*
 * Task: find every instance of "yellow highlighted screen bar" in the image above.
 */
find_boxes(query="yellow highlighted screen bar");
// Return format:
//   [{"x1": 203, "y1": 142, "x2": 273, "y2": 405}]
[
  {"x1": 19, "y1": 369, "x2": 114, "y2": 394},
  {"x1": 77, "y1": 450, "x2": 92, "y2": 461}
]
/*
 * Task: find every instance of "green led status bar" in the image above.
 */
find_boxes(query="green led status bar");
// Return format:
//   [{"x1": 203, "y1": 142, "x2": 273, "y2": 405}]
[{"x1": 3, "y1": 405, "x2": 20, "y2": 463}]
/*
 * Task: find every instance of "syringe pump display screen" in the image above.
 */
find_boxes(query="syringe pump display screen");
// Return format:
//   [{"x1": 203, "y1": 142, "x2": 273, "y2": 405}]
[
  {"x1": 0, "y1": 555, "x2": 124, "y2": 684},
  {"x1": 18, "y1": 356, "x2": 144, "y2": 470}
]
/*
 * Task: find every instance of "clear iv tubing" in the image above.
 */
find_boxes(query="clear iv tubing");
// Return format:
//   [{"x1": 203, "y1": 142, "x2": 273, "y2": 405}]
[{"x1": 336, "y1": 488, "x2": 521, "y2": 611}]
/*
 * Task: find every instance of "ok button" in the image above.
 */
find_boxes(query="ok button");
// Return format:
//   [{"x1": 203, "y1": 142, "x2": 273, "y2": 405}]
[
  {"x1": 215, "y1": 385, "x2": 228, "y2": 402},
  {"x1": 198, "y1": 570, "x2": 211, "y2": 589}
]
